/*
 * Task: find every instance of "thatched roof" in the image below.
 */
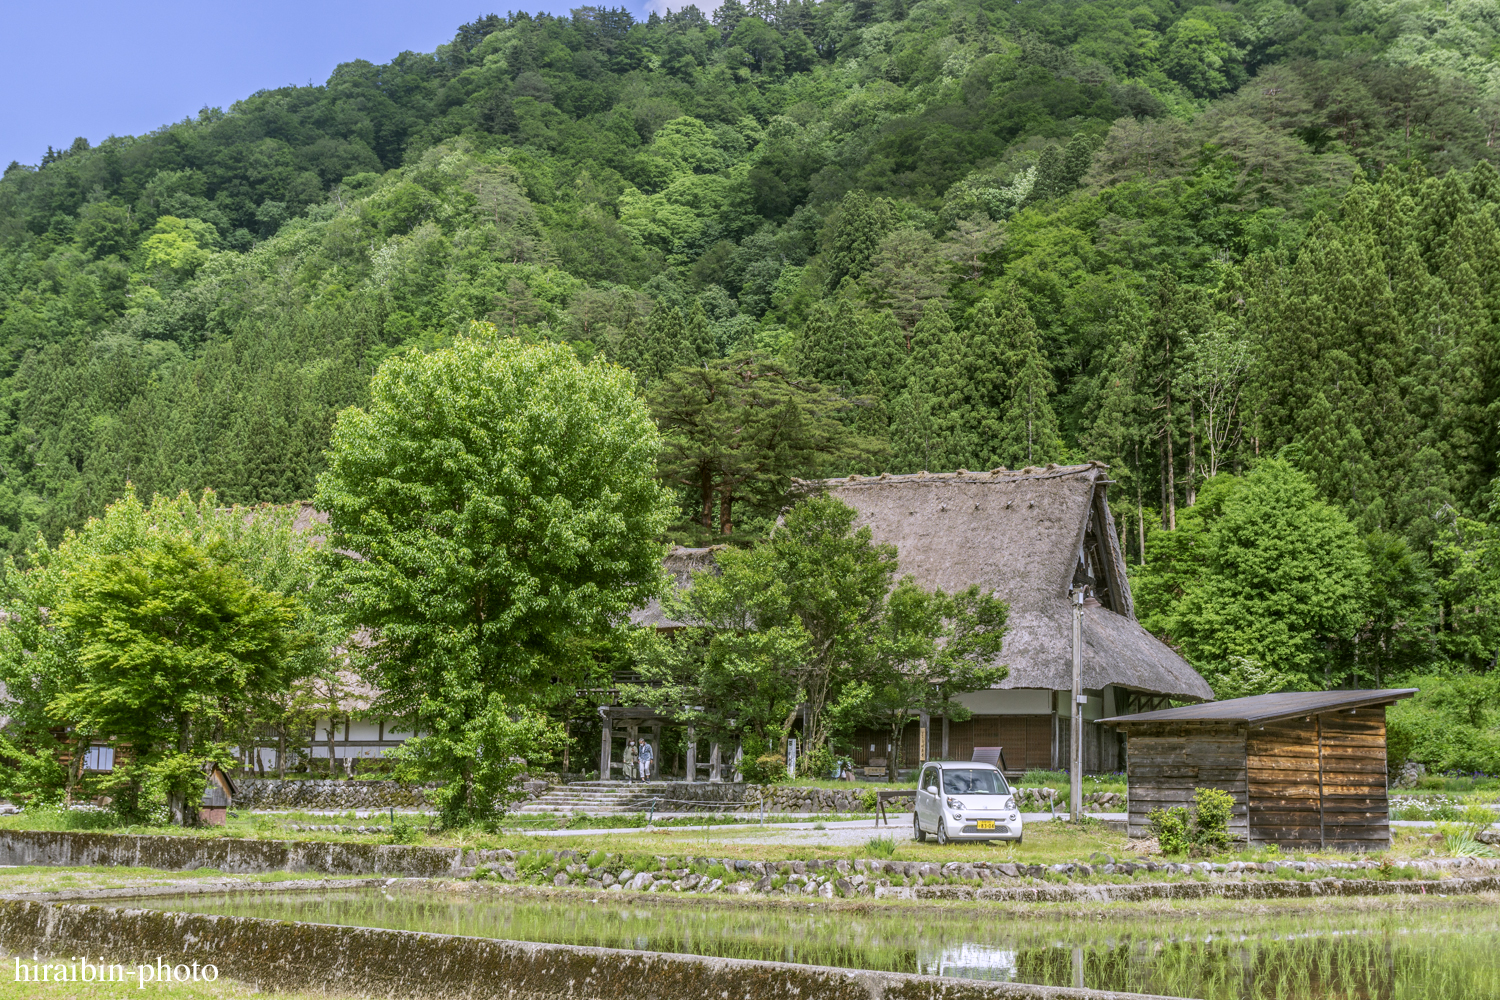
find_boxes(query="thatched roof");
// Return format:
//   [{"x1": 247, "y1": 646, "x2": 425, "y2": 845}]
[
  {"x1": 629, "y1": 545, "x2": 723, "y2": 629},
  {"x1": 799, "y1": 464, "x2": 1213, "y2": 701}
]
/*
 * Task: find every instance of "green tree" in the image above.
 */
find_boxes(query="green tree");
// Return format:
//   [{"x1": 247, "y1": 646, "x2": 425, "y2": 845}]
[
  {"x1": 315, "y1": 326, "x2": 674, "y2": 826},
  {"x1": 650, "y1": 352, "x2": 868, "y2": 537},
  {"x1": 1166, "y1": 460, "x2": 1371, "y2": 697},
  {"x1": 55, "y1": 538, "x2": 306, "y2": 823},
  {"x1": 992, "y1": 288, "x2": 1063, "y2": 469},
  {"x1": 0, "y1": 488, "x2": 326, "y2": 814},
  {"x1": 820, "y1": 191, "x2": 896, "y2": 291},
  {"x1": 829, "y1": 577, "x2": 1009, "y2": 782}
]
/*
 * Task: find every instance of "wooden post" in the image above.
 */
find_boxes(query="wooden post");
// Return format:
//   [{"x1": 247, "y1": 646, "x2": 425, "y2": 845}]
[
  {"x1": 648, "y1": 725, "x2": 660, "y2": 782},
  {"x1": 1070, "y1": 589, "x2": 1084, "y2": 822},
  {"x1": 685, "y1": 726, "x2": 697, "y2": 782},
  {"x1": 1316, "y1": 714, "x2": 1326, "y2": 851},
  {"x1": 709, "y1": 742, "x2": 721, "y2": 783},
  {"x1": 599, "y1": 717, "x2": 612, "y2": 780},
  {"x1": 941, "y1": 715, "x2": 950, "y2": 759},
  {"x1": 919, "y1": 711, "x2": 930, "y2": 763}
]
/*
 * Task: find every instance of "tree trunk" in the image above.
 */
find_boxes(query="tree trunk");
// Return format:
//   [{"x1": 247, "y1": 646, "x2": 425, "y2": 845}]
[
  {"x1": 1185, "y1": 400, "x2": 1197, "y2": 507},
  {"x1": 719, "y1": 484, "x2": 733, "y2": 535},
  {"x1": 1163, "y1": 416, "x2": 1176, "y2": 530},
  {"x1": 276, "y1": 724, "x2": 287, "y2": 780},
  {"x1": 169, "y1": 715, "x2": 192, "y2": 826},
  {"x1": 326, "y1": 715, "x2": 338, "y2": 778},
  {"x1": 1135, "y1": 444, "x2": 1146, "y2": 566},
  {"x1": 699, "y1": 466, "x2": 714, "y2": 530}
]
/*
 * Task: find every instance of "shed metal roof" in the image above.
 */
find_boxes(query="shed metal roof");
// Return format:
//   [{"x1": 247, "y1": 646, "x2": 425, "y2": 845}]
[{"x1": 1099, "y1": 689, "x2": 1418, "y2": 727}]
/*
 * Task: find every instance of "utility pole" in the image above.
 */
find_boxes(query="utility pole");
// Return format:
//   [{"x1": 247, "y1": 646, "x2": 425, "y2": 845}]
[{"x1": 1070, "y1": 586, "x2": 1084, "y2": 822}]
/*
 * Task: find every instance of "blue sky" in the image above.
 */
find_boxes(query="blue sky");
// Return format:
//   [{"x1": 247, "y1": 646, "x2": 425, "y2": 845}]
[{"x1": 2, "y1": 0, "x2": 669, "y2": 169}]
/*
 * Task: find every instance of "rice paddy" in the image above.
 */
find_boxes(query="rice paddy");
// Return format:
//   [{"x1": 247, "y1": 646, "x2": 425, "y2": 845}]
[{"x1": 113, "y1": 887, "x2": 1500, "y2": 999}]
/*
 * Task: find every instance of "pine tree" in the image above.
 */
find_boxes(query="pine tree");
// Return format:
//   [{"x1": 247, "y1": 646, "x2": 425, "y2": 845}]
[
  {"x1": 683, "y1": 301, "x2": 717, "y2": 364},
  {"x1": 821, "y1": 191, "x2": 896, "y2": 290},
  {"x1": 956, "y1": 299, "x2": 1008, "y2": 470},
  {"x1": 888, "y1": 306, "x2": 961, "y2": 472},
  {"x1": 992, "y1": 289, "x2": 1062, "y2": 469}
]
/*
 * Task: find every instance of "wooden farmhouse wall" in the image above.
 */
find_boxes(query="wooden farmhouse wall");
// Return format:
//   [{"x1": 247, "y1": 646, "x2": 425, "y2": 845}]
[
  {"x1": 1246, "y1": 707, "x2": 1390, "y2": 850},
  {"x1": 1122, "y1": 721, "x2": 1250, "y2": 841}
]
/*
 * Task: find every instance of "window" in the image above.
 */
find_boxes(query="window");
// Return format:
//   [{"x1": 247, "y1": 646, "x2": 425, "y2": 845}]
[
  {"x1": 922, "y1": 768, "x2": 940, "y2": 792},
  {"x1": 941, "y1": 768, "x2": 1008, "y2": 795},
  {"x1": 82, "y1": 746, "x2": 115, "y2": 772}
]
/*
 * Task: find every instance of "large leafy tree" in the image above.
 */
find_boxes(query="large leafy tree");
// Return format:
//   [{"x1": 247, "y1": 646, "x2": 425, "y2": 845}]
[
  {"x1": 631, "y1": 495, "x2": 1010, "y2": 766},
  {"x1": 57, "y1": 538, "x2": 305, "y2": 823},
  {"x1": 0, "y1": 488, "x2": 320, "y2": 821},
  {"x1": 315, "y1": 326, "x2": 674, "y2": 825},
  {"x1": 829, "y1": 577, "x2": 1009, "y2": 782},
  {"x1": 1153, "y1": 460, "x2": 1371, "y2": 697}
]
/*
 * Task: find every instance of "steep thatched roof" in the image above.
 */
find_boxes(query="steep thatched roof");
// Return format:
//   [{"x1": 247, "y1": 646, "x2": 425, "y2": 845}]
[
  {"x1": 629, "y1": 545, "x2": 723, "y2": 629},
  {"x1": 800, "y1": 464, "x2": 1212, "y2": 701}
]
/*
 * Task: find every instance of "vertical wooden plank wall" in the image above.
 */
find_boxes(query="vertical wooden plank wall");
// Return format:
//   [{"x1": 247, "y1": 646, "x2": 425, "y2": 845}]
[
  {"x1": 1123, "y1": 722, "x2": 1249, "y2": 839},
  {"x1": 1318, "y1": 707, "x2": 1391, "y2": 849},
  {"x1": 1246, "y1": 708, "x2": 1391, "y2": 848},
  {"x1": 1246, "y1": 720, "x2": 1323, "y2": 846}
]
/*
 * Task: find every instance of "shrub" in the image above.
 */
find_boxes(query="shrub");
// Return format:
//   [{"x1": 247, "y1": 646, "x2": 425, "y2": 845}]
[
  {"x1": 800, "y1": 744, "x2": 836, "y2": 780},
  {"x1": 739, "y1": 733, "x2": 789, "y2": 783},
  {"x1": 1149, "y1": 805, "x2": 1192, "y2": 855},
  {"x1": 1193, "y1": 787, "x2": 1235, "y2": 852},
  {"x1": 1148, "y1": 786, "x2": 1236, "y2": 856}
]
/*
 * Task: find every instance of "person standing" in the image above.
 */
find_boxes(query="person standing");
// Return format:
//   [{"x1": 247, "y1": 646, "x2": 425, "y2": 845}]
[
  {"x1": 637, "y1": 738, "x2": 654, "y2": 782},
  {"x1": 622, "y1": 740, "x2": 637, "y2": 784}
]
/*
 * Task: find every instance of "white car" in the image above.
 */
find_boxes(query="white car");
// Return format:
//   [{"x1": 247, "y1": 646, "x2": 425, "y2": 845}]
[{"x1": 913, "y1": 761, "x2": 1023, "y2": 845}]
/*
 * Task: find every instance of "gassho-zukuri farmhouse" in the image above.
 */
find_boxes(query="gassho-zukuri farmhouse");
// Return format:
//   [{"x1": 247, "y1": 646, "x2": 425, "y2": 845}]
[{"x1": 618, "y1": 462, "x2": 1213, "y2": 778}]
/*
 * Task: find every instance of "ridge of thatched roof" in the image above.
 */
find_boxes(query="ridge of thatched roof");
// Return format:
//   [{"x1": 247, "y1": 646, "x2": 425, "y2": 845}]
[
  {"x1": 797, "y1": 463, "x2": 1213, "y2": 701},
  {"x1": 629, "y1": 545, "x2": 724, "y2": 629}
]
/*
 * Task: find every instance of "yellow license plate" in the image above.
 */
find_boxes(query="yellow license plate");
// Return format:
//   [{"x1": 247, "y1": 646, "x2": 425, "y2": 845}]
[{"x1": 976, "y1": 820, "x2": 995, "y2": 830}]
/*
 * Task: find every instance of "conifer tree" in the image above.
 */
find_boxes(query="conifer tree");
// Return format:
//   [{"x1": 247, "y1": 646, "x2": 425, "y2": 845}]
[
  {"x1": 888, "y1": 306, "x2": 959, "y2": 473},
  {"x1": 955, "y1": 299, "x2": 1008, "y2": 470},
  {"x1": 992, "y1": 289, "x2": 1062, "y2": 470},
  {"x1": 683, "y1": 302, "x2": 717, "y2": 365}
]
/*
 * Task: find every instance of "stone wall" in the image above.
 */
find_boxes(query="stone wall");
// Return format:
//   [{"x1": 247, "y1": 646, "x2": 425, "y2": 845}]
[
  {"x1": 0, "y1": 830, "x2": 466, "y2": 877},
  {"x1": 233, "y1": 779, "x2": 436, "y2": 809},
  {"x1": 232, "y1": 778, "x2": 549, "y2": 811},
  {"x1": 0, "y1": 895, "x2": 1157, "y2": 1000}
]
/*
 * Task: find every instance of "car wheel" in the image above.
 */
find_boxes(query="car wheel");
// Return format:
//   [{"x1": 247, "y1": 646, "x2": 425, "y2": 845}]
[
  {"x1": 936, "y1": 819, "x2": 949, "y2": 845},
  {"x1": 1016, "y1": 834, "x2": 1023, "y2": 846},
  {"x1": 913, "y1": 813, "x2": 927, "y2": 843}
]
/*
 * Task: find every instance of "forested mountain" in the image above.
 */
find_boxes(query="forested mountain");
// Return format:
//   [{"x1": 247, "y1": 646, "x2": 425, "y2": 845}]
[{"x1": 5, "y1": 0, "x2": 1500, "y2": 723}]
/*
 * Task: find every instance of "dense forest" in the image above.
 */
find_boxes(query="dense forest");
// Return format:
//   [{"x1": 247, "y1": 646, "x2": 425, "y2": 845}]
[{"x1": 4, "y1": 0, "x2": 1500, "y2": 764}]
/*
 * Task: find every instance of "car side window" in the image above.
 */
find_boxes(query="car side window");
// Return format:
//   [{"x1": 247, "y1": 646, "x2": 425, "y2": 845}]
[{"x1": 923, "y1": 768, "x2": 939, "y2": 792}]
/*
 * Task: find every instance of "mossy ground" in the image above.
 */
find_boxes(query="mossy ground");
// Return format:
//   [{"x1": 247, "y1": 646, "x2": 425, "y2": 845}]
[{"x1": 0, "y1": 972, "x2": 319, "y2": 1000}]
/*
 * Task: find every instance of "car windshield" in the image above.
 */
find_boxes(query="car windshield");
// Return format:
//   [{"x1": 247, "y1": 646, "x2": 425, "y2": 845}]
[{"x1": 941, "y1": 769, "x2": 1008, "y2": 795}]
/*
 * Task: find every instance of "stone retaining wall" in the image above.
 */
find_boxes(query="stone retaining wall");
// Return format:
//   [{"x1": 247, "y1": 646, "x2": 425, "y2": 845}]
[
  {"x1": 232, "y1": 779, "x2": 437, "y2": 809},
  {"x1": 0, "y1": 895, "x2": 1171, "y2": 1000},
  {"x1": 232, "y1": 778, "x2": 549, "y2": 811},
  {"x1": 0, "y1": 829, "x2": 465, "y2": 877}
]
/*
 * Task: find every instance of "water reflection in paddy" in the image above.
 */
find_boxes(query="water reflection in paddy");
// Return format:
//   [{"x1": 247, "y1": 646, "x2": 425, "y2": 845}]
[{"x1": 112, "y1": 888, "x2": 1500, "y2": 999}]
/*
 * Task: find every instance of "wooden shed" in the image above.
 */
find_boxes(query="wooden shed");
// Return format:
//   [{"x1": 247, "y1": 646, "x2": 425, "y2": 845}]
[{"x1": 1101, "y1": 689, "x2": 1417, "y2": 850}]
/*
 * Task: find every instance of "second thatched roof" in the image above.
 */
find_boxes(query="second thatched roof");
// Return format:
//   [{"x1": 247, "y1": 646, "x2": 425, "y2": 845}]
[{"x1": 800, "y1": 464, "x2": 1212, "y2": 701}]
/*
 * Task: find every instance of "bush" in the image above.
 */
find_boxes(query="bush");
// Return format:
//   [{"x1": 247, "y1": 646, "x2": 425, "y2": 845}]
[
  {"x1": 799, "y1": 744, "x2": 836, "y2": 780},
  {"x1": 866, "y1": 835, "x2": 897, "y2": 857},
  {"x1": 1148, "y1": 786, "x2": 1236, "y2": 857},
  {"x1": 738, "y1": 733, "x2": 789, "y2": 783},
  {"x1": 1149, "y1": 806, "x2": 1192, "y2": 855},
  {"x1": 1193, "y1": 787, "x2": 1235, "y2": 852}
]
